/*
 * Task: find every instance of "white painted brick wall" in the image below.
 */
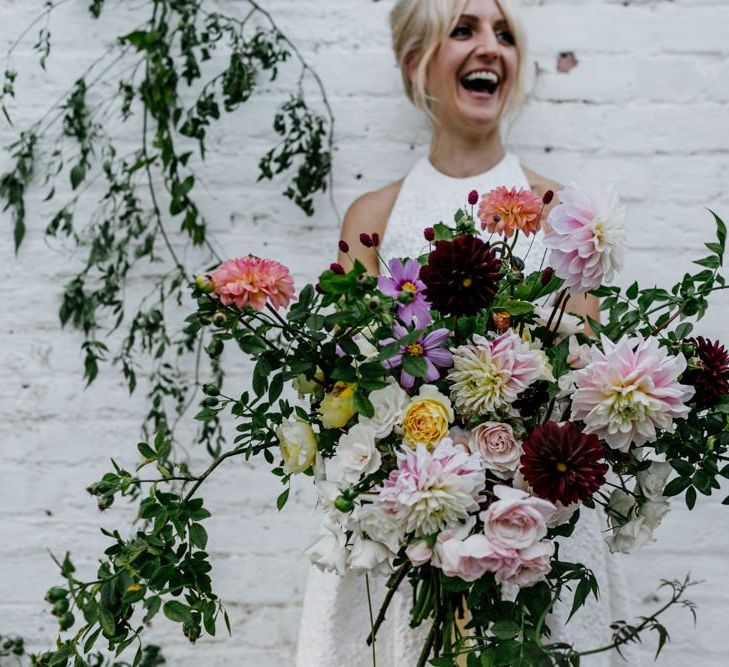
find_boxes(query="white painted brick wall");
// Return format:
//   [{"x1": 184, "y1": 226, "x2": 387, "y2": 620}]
[{"x1": 1, "y1": 0, "x2": 728, "y2": 664}]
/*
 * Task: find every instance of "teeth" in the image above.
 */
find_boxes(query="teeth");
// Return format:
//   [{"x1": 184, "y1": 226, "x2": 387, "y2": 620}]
[{"x1": 463, "y1": 70, "x2": 499, "y2": 83}]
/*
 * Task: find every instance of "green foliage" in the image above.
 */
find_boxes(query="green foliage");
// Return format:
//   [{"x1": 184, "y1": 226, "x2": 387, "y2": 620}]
[{"x1": 2, "y1": 0, "x2": 334, "y2": 456}]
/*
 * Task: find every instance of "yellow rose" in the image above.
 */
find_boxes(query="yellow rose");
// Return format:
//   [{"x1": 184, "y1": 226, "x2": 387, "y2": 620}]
[
  {"x1": 402, "y1": 385, "x2": 454, "y2": 451},
  {"x1": 319, "y1": 382, "x2": 357, "y2": 429},
  {"x1": 276, "y1": 419, "x2": 318, "y2": 474}
]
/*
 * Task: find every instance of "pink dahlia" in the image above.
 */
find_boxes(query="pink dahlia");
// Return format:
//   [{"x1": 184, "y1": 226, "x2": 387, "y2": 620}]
[
  {"x1": 478, "y1": 186, "x2": 544, "y2": 238},
  {"x1": 377, "y1": 440, "x2": 484, "y2": 537},
  {"x1": 211, "y1": 256, "x2": 295, "y2": 310},
  {"x1": 542, "y1": 184, "x2": 626, "y2": 294},
  {"x1": 571, "y1": 334, "x2": 695, "y2": 451},
  {"x1": 447, "y1": 331, "x2": 543, "y2": 417}
]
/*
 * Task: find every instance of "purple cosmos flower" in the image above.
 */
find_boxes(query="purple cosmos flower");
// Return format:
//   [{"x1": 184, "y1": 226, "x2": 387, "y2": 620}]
[
  {"x1": 377, "y1": 258, "x2": 432, "y2": 327},
  {"x1": 381, "y1": 323, "x2": 453, "y2": 389}
]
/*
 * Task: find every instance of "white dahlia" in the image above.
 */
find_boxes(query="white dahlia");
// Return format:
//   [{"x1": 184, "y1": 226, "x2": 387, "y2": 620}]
[
  {"x1": 543, "y1": 183, "x2": 626, "y2": 294},
  {"x1": 377, "y1": 439, "x2": 484, "y2": 537},
  {"x1": 571, "y1": 334, "x2": 695, "y2": 451},
  {"x1": 447, "y1": 331, "x2": 542, "y2": 416}
]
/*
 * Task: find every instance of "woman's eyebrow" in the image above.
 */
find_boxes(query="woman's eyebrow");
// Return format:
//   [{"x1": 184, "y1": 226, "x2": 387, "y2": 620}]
[{"x1": 459, "y1": 13, "x2": 509, "y2": 28}]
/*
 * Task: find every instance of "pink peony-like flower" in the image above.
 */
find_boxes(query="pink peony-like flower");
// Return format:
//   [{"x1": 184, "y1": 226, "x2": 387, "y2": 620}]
[
  {"x1": 480, "y1": 485, "x2": 555, "y2": 549},
  {"x1": 478, "y1": 186, "x2": 544, "y2": 238},
  {"x1": 543, "y1": 184, "x2": 626, "y2": 294},
  {"x1": 468, "y1": 421, "x2": 522, "y2": 475},
  {"x1": 211, "y1": 256, "x2": 295, "y2": 310},
  {"x1": 447, "y1": 331, "x2": 543, "y2": 417},
  {"x1": 508, "y1": 539, "x2": 554, "y2": 587},
  {"x1": 436, "y1": 534, "x2": 507, "y2": 582},
  {"x1": 570, "y1": 334, "x2": 695, "y2": 451},
  {"x1": 377, "y1": 440, "x2": 484, "y2": 537}
]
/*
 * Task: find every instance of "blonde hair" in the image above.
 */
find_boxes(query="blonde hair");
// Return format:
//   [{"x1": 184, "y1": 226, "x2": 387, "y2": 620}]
[{"x1": 390, "y1": 0, "x2": 529, "y2": 126}]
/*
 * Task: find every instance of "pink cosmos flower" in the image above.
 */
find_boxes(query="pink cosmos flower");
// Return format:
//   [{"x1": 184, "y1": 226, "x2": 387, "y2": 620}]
[
  {"x1": 377, "y1": 440, "x2": 484, "y2": 537},
  {"x1": 480, "y1": 485, "x2": 555, "y2": 550},
  {"x1": 542, "y1": 184, "x2": 626, "y2": 294},
  {"x1": 570, "y1": 334, "x2": 695, "y2": 451},
  {"x1": 380, "y1": 322, "x2": 453, "y2": 389},
  {"x1": 478, "y1": 186, "x2": 544, "y2": 238},
  {"x1": 211, "y1": 256, "x2": 295, "y2": 310},
  {"x1": 378, "y1": 258, "x2": 432, "y2": 327}
]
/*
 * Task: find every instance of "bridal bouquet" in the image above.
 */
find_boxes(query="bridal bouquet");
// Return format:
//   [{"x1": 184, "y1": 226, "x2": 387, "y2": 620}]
[{"x1": 191, "y1": 184, "x2": 729, "y2": 665}]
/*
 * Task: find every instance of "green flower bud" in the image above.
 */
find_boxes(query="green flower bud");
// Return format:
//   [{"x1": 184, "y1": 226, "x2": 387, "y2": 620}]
[
  {"x1": 203, "y1": 384, "x2": 220, "y2": 396},
  {"x1": 59, "y1": 611, "x2": 75, "y2": 631},
  {"x1": 212, "y1": 311, "x2": 227, "y2": 327},
  {"x1": 206, "y1": 339, "x2": 224, "y2": 357},
  {"x1": 183, "y1": 622, "x2": 201, "y2": 643},
  {"x1": 52, "y1": 599, "x2": 70, "y2": 616},
  {"x1": 97, "y1": 494, "x2": 114, "y2": 511},
  {"x1": 334, "y1": 495, "x2": 354, "y2": 513},
  {"x1": 202, "y1": 396, "x2": 219, "y2": 407},
  {"x1": 46, "y1": 587, "x2": 68, "y2": 602},
  {"x1": 194, "y1": 274, "x2": 214, "y2": 293}
]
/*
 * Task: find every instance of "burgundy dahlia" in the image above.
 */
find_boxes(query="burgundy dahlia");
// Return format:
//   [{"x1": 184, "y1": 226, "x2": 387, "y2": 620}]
[
  {"x1": 520, "y1": 421, "x2": 608, "y2": 505},
  {"x1": 419, "y1": 235, "x2": 502, "y2": 317},
  {"x1": 683, "y1": 336, "x2": 729, "y2": 408}
]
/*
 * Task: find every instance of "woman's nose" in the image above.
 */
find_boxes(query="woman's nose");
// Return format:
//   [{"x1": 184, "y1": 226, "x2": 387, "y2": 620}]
[{"x1": 473, "y1": 27, "x2": 500, "y2": 59}]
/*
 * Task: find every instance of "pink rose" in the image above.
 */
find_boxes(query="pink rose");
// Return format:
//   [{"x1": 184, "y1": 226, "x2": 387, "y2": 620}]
[
  {"x1": 468, "y1": 422, "x2": 521, "y2": 475},
  {"x1": 435, "y1": 534, "x2": 521, "y2": 583},
  {"x1": 448, "y1": 425, "x2": 471, "y2": 451},
  {"x1": 480, "y1": 485, "x2": 555, "y2": 549},
  {"x1": 406, "y1": 540, "x2": 433, "y2": 566},
  {"x1": 508, "y1": 540, "x2": 554, "y2": 587}
]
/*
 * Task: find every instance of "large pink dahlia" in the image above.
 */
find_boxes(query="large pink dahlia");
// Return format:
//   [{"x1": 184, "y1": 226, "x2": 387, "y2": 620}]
[
  {"x1": 570, "y1": 335, "x2": 695, "y2": 451},
  {"x1": 447, "y1": 331, "x2": 543, "y2": 416},
  {"x1": 377, "y1": 440, "x2": 484, "y2": 537},
  {"x1": 543, "y1": 184, "x2": 626, "y2": 294},
  {"x1": 211, "y1": 256, "x2": 295, "y2": 310}
]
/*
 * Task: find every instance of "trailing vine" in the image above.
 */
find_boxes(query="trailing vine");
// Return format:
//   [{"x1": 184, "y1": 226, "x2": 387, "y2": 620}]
[{"x1": 1, "y1": 0, "x2": 334, "y2": 457}]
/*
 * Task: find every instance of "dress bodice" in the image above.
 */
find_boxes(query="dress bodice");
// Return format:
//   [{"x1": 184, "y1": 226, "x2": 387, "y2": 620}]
[{"x1": 380, "y1": 152, "x2": 549, "y2": 276}]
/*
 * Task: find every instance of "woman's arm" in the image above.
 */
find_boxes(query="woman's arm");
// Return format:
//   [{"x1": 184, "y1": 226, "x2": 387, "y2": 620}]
[{"x1": 337, "y1": 180, "x2": 403, "y2": 275}]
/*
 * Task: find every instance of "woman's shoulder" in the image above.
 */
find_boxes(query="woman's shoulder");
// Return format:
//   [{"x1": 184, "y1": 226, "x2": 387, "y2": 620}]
[
  {"x1": 341, "y1": 178, "x2": 404, "y2": 237},
  {"x1": 520, "y1": 164, "x2": 565, "y2": 198}
]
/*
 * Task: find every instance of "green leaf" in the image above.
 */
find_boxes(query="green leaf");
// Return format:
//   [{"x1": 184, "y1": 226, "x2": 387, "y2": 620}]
[
  {"x1": 493, "y1": 299, "x2": 534, "y2": 317},
  {"x1": 137, "y1": 442, "x2": 156, "y2": 460},
  {"x1": 693, "y1": 255, "x2": 721, "y2": 269},
  {"x1": 402, "y1": 354, "x2": 427, "y2": 378},
  {"x1": 189, "y1": 523, "x2": 208, "y2": 549},
  {"x1": 626, "y1": 281, "x2": 639, "y2": 300},
  {"x1": 97, "y1": 605, "x2": 116, "y2": 637},
  {"x1": 163, "y1": 600, "x2": 194, "y2": 624},
  {"x1": 685, "y1": 485, "x2": 697, "y2": 510},
  {"x1": 669, "y1": 459, "x2": 694, "y2": 476},
  {"x1": 276, "y1": 488, "x2": 290, "y2": 511},
  {"x1": 353, "y1": 390, "x2": 374, "y2": 419},
  {"x1": 663, "y1": 476, "x2": 691, "y2": 497},
  {"x1": 70, "y1": 163, "x2": 86, "y2": 190},
  {"x1": 268, "y1": 373, "x2": 284, "y2": 403},
  {"x1": 490, "y1": 619, "x2": 520, "y2": 639}
]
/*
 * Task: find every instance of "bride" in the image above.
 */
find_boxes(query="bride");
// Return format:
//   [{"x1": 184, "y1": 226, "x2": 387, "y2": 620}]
[{"x1": 297, "y1": 1, "x2": 636, "y2": 664}]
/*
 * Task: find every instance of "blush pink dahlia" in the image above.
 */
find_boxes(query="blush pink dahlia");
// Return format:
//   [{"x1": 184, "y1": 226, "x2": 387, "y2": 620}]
[
  {"x1": 447, "y1": 331, "x2": 543, "y2": 417},
  {"x1": 377, "y1": 440, "x2": 484, "y2": 537},
  {"x1": 478, "y1": 186, "x2": 544, "y2": 238},
  {"x1": 211, "y1": 256, "x2": 295, "y2": 310},
  {"x1": 543, "y1": 184, "x2": 626, "y2": 294},
  {"x1": 571, "y1": 334, "x2": 695, "y2": 451}
]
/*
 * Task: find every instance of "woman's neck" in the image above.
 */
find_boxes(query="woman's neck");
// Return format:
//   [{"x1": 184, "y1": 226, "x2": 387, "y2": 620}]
[{"x1": 428, "y1": 126, "x2": 505, "y2": 179}]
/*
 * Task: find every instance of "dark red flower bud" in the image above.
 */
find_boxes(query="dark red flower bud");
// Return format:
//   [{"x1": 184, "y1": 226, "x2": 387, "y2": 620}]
[
  {"x1": 468, "y1": 189, "x2": 479, "y2": 206},
  {"x1": 541, "y1": 266, "x2": 555, "y2": 285},
  {"x1": 315, "y1": 283, "x2": 325, "y2": 294},
  {"x1": 371, "y1": 232, "x2": 381, "y2": 248},
  {"x1": 423, "y1": 227, "x2": 435, "y2": 242},
  {"x1": 330, "y1": 262, "x2": 345, "y2": 275},
  {"x1": 338, "y1": 240, "x2": 350, "y2": 253},
  {"x1": 359, "y1": 233, "x2": 374, "y2": 248},
  {"x1": 493, "y1": 214, "x2": 501, "y2": 223},
  {"x1": 542, "y1": 190, "x2": 554, "y2": 206}
]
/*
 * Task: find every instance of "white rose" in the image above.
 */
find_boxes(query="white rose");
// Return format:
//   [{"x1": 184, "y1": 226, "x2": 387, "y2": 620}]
[
  {"x1": 636, "y1": 461, "x2": 673, "y2": 501},
  {"x1": 337, "y1": 424, "x2": 381, "y2": 485},
  {"x1": 348, "y1": 534, "x2": 394, "y2": 575},
  {"x1": 276, "y1": 419, "x2": 318, "y2": 474},
  {"x1": 358, "y1": 380, "x2": 409, "y2": 439},
  {"x1": 606, "y1": 515, "x2": 655, "y2": 554},
  {"x1": 306, "y1": 517, "x2": 349, "y2": 574},
  {"x1": 605, "y1": 489, "x2": 669, "y2": 554}
]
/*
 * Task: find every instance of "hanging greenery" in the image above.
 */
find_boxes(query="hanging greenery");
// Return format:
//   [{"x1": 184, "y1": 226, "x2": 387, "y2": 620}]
[{"x1": 1, "y1": 0, "x2": 334, "y2": 459}]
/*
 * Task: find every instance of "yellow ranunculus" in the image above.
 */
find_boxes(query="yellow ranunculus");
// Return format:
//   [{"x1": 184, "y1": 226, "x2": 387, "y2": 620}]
[
  {"x1": 402, "y1": 385, "x2": 454, "y2": 451},
  {"x1": 276, "y1": 419, "x2": 318, "y2": 474},
  {"x1": 319, "y1": 382, "x2": 357, "y2": 429}
]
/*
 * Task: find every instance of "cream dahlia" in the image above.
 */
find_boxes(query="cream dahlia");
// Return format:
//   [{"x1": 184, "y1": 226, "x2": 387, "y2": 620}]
[
  {"x1": 447, "y1": 331, "x2": 543, "y2": 417},
  {"x1": 543, "y1": 184, "x2": 626, "y2": 294},
  {"x1": 377, "y1": 440, "x2": 484, "y2": 537},
  {"x1": 570, "y1": 334, "x2": 695, "y2": 451}
]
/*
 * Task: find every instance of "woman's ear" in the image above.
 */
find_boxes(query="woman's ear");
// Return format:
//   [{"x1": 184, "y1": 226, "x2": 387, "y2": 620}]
[{"x1": 403, "y1": 51, "x2": 419, "y2": 85}]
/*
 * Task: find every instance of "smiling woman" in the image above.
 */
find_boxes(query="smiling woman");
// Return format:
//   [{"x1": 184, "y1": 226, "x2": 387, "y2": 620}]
[{"x1": 296, "y1": 1, "x2": 617, "y2": 666}]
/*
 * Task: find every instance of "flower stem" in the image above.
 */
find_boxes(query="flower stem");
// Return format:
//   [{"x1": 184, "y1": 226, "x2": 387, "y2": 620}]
[{"x1": 366, "y1": 562, "x2": 412, "y2": 646}]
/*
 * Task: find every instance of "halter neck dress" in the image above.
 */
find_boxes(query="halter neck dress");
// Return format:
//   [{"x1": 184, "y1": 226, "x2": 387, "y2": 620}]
[{"x1": 295, "y1": 153, "x2": 637, "y2": 667}]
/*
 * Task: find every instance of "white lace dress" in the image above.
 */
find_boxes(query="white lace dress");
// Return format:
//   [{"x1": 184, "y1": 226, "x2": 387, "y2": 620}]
[{"x1": 296, "y1": 153, "x2": 638, "y2": 666}]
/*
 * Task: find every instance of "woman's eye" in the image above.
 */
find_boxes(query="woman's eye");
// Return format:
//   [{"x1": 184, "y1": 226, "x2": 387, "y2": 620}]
[
  {"x1": 496, "y1": 29, "x2": 515, "y2": 46},
  {"x1": 450, "y1": 25, "x2": 472, "y2": 38}
]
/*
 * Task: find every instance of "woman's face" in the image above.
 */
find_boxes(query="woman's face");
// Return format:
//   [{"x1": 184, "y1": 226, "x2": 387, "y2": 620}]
[{"x1": 422, "y1": 0, "x2": 519, "y2": 133}]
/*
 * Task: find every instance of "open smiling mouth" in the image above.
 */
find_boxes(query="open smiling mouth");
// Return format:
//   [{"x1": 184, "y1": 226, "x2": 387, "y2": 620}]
[{"x1": 460, "y1": 70, "x2": 501, "y2": 95}]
